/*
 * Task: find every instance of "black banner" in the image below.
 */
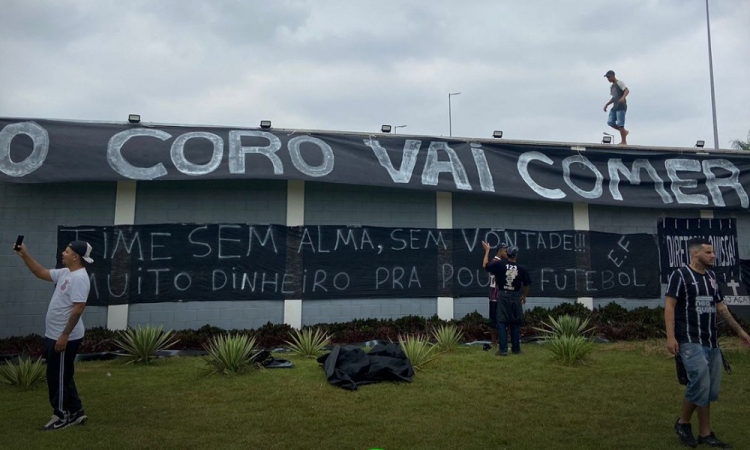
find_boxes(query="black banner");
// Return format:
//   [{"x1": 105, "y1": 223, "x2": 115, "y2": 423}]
[
  {"x1": 721, "y1": 266, "x2": 750, "y2": 321},
  {"x1": 657, "y1": 218, "x2": 740, "y2": 283},
  {"x1": 57, "y1": 224, "x2": 661, "y2": 306},
  {"x1": 3, "y1": 118, "x2": 750, "y2": 209}
]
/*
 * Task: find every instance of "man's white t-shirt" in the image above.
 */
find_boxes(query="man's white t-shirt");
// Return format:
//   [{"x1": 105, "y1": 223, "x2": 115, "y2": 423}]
[{"x1": 46, "y1": 268, "x2": 89, "y2": 340}]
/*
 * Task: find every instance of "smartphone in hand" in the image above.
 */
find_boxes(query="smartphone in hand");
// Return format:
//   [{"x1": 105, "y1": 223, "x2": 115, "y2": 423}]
[{"x1": 14, "y1": 235, "x2": 24, "y2": 251}]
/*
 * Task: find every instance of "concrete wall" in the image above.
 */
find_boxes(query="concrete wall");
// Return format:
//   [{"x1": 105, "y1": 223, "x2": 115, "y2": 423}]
[
  {"x1": 3, "y1": 177, "x2": 750, "y2": 338},
  {"x1": 302, "y1": 182, "x2": 437, "y2": 325},
  {"x1": 452, "y1": 194, "x2": 575, "y2": 320},
  {"x1": 0, "y1": 182, "x2": 116, "y2": 338},
  {"x1": 129, "y1": 179, "x2": 287, "y2": 330},
  {"x1": 588, "y1": 206, "x2": 750, "y2": 310}
]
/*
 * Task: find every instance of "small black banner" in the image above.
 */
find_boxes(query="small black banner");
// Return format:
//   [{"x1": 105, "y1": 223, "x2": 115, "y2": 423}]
[{"x1": 657, "y1": 218, "x2": 740, "y2": 283}]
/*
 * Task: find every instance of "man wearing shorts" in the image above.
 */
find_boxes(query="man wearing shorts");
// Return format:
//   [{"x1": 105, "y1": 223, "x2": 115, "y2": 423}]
[
  {"x1": 665, "y1": 238, "x2": 750, "y2": 448},
  {"x1": 482, "y1": 241, "x2": 508, "y2": 348},
  {"x1": 14, "y1": 240, "x2": 94, "y2": 431},
  {"x1": 603, "y1": 70, "x2": 630, "y2": 145}
]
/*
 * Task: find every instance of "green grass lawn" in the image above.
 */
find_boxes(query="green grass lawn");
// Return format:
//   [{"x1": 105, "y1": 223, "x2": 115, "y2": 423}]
[{"x1": 2, "y1": 340, "x2": 749, "y2": 450}]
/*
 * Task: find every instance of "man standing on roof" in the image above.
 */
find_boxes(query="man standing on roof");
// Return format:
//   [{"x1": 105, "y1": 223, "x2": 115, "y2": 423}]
[
  {"x1": 484, "y1": 245, "x2": 531, "y2": 356},
  {"x1": 603, "y1": 70, "x2": 630, "y2": 145},
  {"x1": 482, "y1": 241, "x2": 509, "y2": 348},
  {"x1": 14, "y1": 240, "x2": 93, "y2": 431}
]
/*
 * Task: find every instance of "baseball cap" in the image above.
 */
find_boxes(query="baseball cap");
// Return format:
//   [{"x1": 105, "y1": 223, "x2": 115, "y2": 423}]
[
  {"x1": 604, "y1": 70, "x2": 615, "y2": 77},
  {"x1": 69, "y1": 240, "x2": 94, "y2": 264},
  {"x1": 507, "y1": 246, "x2": 519, "y2": 258},
  {"x1": 498, "y1": 242, "x2": 509, "y2": 249}
]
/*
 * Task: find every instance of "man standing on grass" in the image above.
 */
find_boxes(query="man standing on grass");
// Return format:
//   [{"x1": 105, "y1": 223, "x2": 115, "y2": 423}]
[
  {"x1": 484, "y1": 245, "x2": 531, "y2": 356},
  {"x1": 482, "y1": 241, "x2": 508, "y2": 348},
  {"x1": 603, "y1": 70, "x2": 630, "y2": 145},
  {"x1": 665, "y1": 237, "x2": 750, "y2": 448},
  {"x1": 14, "y1": 241, "x2": 93, "y2": 431}
]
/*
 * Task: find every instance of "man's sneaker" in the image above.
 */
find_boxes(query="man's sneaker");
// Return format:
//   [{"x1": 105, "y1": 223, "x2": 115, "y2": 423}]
[
  {"x1": 697, "y1": 432, "x2": 731, "y2": 449},
  {"x1": 67, "y1": 409, "x2": 88, "y2": 426},
  {"x1": 43, "y1": 414, "x2": 70, "y2": 431},
  {"x1": 674, "y1": 419, "x2": 697, "y2": 448},
  {"x1": 496, "y1": 350, "x2": 508, "y2": 357}
]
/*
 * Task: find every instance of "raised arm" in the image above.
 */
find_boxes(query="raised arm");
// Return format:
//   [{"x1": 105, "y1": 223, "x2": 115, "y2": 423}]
[
  {"x1": 13, "y1": 243, "x2": 52, "y2": 282},
  {"x1": 481, "y1": 241, "x2": 491, "y2": 268}
]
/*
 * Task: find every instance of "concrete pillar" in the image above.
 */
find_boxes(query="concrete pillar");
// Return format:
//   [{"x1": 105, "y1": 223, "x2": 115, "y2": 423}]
[
  {"x1": 436, "y1": 191, "x2": 454, "y2": 320},
  {"x1": 106, "y1": 180, "x2": 137, "y2": 330},
  {"x1": 284, "y1": 180, "x2": 305, "y2": 329},
  {"x1": 573, "y1": 203, "x2": 594, "y2": 310}
]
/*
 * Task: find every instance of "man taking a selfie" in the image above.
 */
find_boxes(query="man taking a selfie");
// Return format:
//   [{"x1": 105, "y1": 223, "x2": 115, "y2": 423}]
[{"x1": 14, "y1": 240, "x2": 94, "y2": 431}]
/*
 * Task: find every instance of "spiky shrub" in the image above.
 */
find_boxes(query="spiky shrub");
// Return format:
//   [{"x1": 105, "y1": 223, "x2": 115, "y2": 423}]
[
  {"x1": 202, "y1": 334, "x2": 259, "y2": 376},
  {"x1": 432, "y1": 324, "x2": 464, "y2": 352},
  {"x1": 113, "y1": 325, "x2": 178, "y2": 364},
  {"x1": 534, "y1": 315, "x2": 595, "y2": 339},
  {"x1": 0, "y1": 357, "x2": 45, "y2": 388},
  {"x1": 284, "y1": 327, "x2": 331, "y2": 358},
  {"x1": 545, "y1": 335, "x2": 595, "y2": 365},
  {"x1": 398, "y1": 334, "x2": 438, "y2": 371}
]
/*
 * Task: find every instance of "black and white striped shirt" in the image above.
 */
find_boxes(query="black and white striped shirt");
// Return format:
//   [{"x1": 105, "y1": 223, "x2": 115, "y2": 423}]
[{"x1": 665, "y1": 266, "x2": 724, "y2": 348}]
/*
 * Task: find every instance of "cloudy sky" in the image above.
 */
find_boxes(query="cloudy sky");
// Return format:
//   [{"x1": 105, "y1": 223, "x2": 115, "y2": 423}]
[{"x1": 1, "y1": 0, "x2": 748, "y2": 149}]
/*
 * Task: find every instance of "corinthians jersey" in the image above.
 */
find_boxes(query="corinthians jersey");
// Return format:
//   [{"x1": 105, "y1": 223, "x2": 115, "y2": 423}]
[{"x1": 666, "y1": 266, "x2": 723, "y2": 348}]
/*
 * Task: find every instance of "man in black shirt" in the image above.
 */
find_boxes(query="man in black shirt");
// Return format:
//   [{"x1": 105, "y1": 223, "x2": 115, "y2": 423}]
[
  {"x1": 665, "y1": 238, "x2": 750, "y2": 448},
  {"x1": 482, "y1": 241, "x2": 508, "y2": 348},
  {"x1": 484, "y1": 245, "x2": 531, "y2": 356}
]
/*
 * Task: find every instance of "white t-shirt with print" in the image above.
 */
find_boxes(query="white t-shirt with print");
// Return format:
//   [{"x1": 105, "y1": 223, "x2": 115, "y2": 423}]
[{"x1": 46, "y1": 268, "x2": 89, "y2": 340}]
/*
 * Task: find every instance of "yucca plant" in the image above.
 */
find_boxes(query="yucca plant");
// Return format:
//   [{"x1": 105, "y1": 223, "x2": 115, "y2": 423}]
[
  {"x1": 113, "y1": 325, "x2": 178, "y2": 364},
  {"x1": 0, "y1": 357, "x2": 45, "y2": 388},
  {"x1": 534, "y1": 314, "x2": 595, "y2": 339},
  {"x1": 398, "y1": 334, "x2": 438, "y2": 371},
  {"x1": 432, "y1": 324, "x2": 464, "y2": 352},
  {"x1": 284, "y1": 327, "x2": 331, "y2": 358},
  {"x1": 202, "y1": 334, "x2": 259, "y2": 376},
  {"x1": 545, "y1": 335, "x2": 595, "y2": 365}
]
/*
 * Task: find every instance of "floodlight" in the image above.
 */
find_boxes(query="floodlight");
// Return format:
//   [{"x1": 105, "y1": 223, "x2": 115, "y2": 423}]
[
  {"x1": 492, "y1": 131, "x2": 503, "y2": 138},
  {"x1": 381, "y1": 125, "x2": 392, "y2": 133},
  {"x1": 260, "y1": 120, "x2": 272, "y2": 129},
  {"x1": 695, "y1": 140, "x2": 705, "y2": 148},
  {"x1": 128, "y1": 114, "x2": 141, "y2": 124},
  {"x1": 602, "y1": 135, "x2": 613, "y2": 144}
]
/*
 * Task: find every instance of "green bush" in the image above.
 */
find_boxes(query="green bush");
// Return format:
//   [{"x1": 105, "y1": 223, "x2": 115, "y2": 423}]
[
  {"x1": 594, "y1": 302, "x2": 629, "y2": 323},
  {"x1": 202, "y1": 334, "x2": 259, "y2": 376},
  {"x1": 545, "y1": 335, "x2": 595, "y2": 365},
  {"x1": 284, "y1": 328, "x2": 331, "y2": 358},
  {"x1": 534, "y1": 315, "x2": 595, "y2": 339},
  {"x1": 398, "y1": 334, "x2": 438, "y2": 371},
  {"x1": 432, "y1": 324, "x2": 464, "y2": 352},
  {"x1": 114, "y1": 325, "x2": 178, "y2": 364},
  {"x1": 253, "y1": 322, "x2": 294, "y2": 348},
  {"x1": 0, "y1": 357, "x2": 45, "y2": 388}
]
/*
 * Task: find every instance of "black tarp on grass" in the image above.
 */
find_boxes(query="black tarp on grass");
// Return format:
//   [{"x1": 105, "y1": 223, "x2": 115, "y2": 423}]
[{"x1": 317, "y1": 343, "x2": 414, "y2": 390}]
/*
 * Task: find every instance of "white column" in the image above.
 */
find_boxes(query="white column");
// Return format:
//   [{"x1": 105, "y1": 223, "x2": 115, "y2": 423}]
[
  {"x1": 573, "y1": 203, "x2": 594, "y2": 310},
  {"x1": 436, "y1": 192, "x2": 454, "y2": 320},
  {"x1": 107, "y1": 180, "x2": 137, "y2": 330},
  {"x1": 284, "y1": 180, "x2": 305, "y2": 329}
]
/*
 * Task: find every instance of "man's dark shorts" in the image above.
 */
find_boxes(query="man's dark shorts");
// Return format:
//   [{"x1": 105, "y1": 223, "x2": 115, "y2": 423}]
[{"x1": 489, "y1": 300, "x2": 498, "y2": 328}]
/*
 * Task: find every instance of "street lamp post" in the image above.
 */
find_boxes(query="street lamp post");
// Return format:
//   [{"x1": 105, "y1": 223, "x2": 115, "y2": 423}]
[
  {"x1": 448, "y1": 92, "x2": 461, "y2": 136},
  {"x1": 705, "y1": 0, "x2": 719, "y2": 149},
  {"x1": 394, "y1": 125, "x2": 407, "y2": 134}
]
